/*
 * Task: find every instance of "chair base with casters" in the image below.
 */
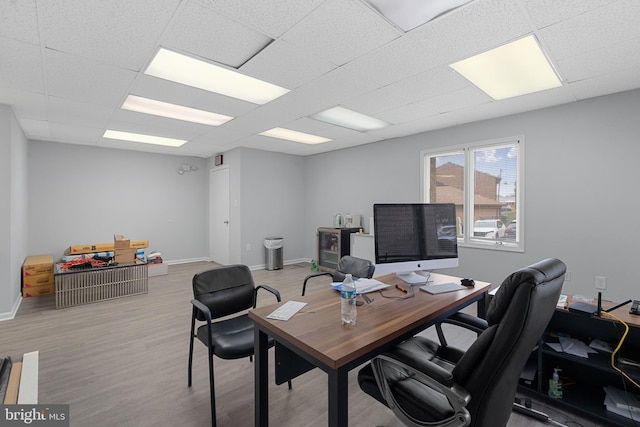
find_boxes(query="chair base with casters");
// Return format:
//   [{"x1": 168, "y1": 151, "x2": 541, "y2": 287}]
[
  {"x1": 358, "y1": 258, "x2": 566, "y2": 427},
  {"x1": 302, "y1": 255, "x2": 375, "y2": 296},
  {"x1": 187, "y1": 264, "x2": 290, "y2": 427}
]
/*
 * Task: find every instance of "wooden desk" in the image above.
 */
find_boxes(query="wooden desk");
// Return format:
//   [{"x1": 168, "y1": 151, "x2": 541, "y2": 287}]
[{"x1": 249, "y1": 273, "x2": 491, "y2": 427}]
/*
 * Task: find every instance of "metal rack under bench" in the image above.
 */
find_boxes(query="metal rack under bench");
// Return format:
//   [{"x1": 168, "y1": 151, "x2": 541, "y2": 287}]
[{"x1": 54, "y1": 262, "x2": 148, "y2": 309}]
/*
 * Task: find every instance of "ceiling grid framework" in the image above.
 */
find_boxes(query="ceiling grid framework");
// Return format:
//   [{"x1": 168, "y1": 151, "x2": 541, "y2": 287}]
[{"x1": 0, "y1": 0, "x2": 639, "y2": 158}]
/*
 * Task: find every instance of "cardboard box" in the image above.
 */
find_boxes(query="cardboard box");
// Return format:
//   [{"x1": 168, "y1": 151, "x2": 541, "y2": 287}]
[
  {"x1": 65, "y1": 240, "x2": 149, "y2": 255},
  {"x1": 23, "y1": 273, "x2": 54, "y2": 288},
  {"x1": 22, "y1": 283, "x2": 55, "y2": 297},
  {"x1": 22, "y1": 255, "x2": 54, "y2": 276},
  {"x1": 115, "y1": 248, "x2": 136, "y2": 264},
  {"x1": 114, "y1": 235, "x2": 130, "y2": 249}
]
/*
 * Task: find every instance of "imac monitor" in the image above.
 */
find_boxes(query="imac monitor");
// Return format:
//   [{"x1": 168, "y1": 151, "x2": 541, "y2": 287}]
[{"x1": 374, "y1": 203, "x2": 459, "y2": 284}]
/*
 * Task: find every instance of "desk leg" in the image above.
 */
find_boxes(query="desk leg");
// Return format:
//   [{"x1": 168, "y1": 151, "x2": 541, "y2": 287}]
[
  {"x1": 477, "y1": 291, "x2": 488, "y2": 319},
  {"x1": 327, "y1": 367, "x2": 348, "y2": 427},
  {"x1": 255, "y1": 328, "x2": 269, "y2": 427}
]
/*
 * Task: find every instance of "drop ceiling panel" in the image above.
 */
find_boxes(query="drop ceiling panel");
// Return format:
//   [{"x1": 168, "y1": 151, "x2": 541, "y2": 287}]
[
  {"x1": 45, "y1": 49, "x2": 137, "y2": 107},
  {"x1": 197, "y1": 0, "x2": 324, "y2": 38},
  {"x1": 240, "y1": 40, "x2": 336, "y2": 89},
  {"x1": 19, "y1": 118, "x2": 50, "y2": 140},
  {"x1": 281, "y1": 0, "x2": 401, "y2": 66},
  {"x1": 376, "y1": 102, "x2": 439, "y2": 125},
  {"x1": 162, "y1": 1, "x2": 272, "y2": 69},
  {"x1": 1, "y1": 89, "x2": 47, "y2": 119},
  {"x1": 48, "y1": 121, "x2": 103, "y2": 144},
  {"x1": 568, "y1": 67, "x2": 640, "y2": 101},
  {"x1": 521, "y1": 0, "x2": 619, "y2": 29},
  {"x1": 109, "y1": 109, "x2": 216, "y2": 140},
  {"x1": 343, "y1": 86, "x2": 412, "y2": 115},
  {"x1": 541, "y1": 0, "x2": 640, "y2": 61},
  {"x1": 0, "y1": 38, "x2": 44, "y2": 93},
  {"x1": 39, "y1": 0, "x2": 180, "y2": 71},
  {"x1": 418, "y1": 86, "x2": 492, "y2": 114},
  {"x1": 47, "y1": 97, "x2": 113, "y2": 128},
  {"x1": 384, "y1": 66, "x2": 470, "y2": 104},
  {"x1": 0, "y1": 0, "x2": 39, "y2": 44}
]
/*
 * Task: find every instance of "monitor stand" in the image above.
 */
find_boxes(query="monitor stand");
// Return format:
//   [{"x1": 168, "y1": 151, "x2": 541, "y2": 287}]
[{"x1": 396, "y1": 271, "x2": 431, "y2": 284}]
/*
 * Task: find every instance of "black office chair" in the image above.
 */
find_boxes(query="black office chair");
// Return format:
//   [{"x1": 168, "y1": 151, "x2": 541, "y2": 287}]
[
  {"x1": 188, "y1": 264, "x2": 284, "y2": 427},
  {"x1": 358, "y1": 258, "x2": 566, "y2": 427},
  {"x1": 302, "y1": 255, "x2": 375, "y2": 296}
]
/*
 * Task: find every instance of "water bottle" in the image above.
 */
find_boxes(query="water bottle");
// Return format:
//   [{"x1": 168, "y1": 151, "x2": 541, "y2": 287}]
[{"x1": 341, "y1": 274, "x2": 357, "y2": 325}]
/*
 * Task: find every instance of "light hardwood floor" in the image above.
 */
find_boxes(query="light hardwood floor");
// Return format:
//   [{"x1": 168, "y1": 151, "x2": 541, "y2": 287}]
[{"x1": 1, "y1": 262, "x2": 602, "y2": 426}]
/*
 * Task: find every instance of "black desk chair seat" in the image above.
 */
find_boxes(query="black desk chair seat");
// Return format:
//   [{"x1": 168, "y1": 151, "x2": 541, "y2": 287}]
[
  {"x1": 358, "y1": 258, "x2": 566, "y2": 427},
  {"x1": 302, "y1": 255, "x2": 375, "y2": 296},
  {"x1": 188, "y1": 264, "x2": 284, "y2": 427}
]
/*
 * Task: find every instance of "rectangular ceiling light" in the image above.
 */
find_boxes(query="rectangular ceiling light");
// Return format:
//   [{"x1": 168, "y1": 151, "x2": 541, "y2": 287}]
[
  {"x1": 259, "y1": 127, "x2": 332, "y2": 144},
  {"x1": 122, "y1": 95, "x2": 234, "y2": 126},
  {"x1": 449, "y1": 35, "x2": 562, "y2": 100},
  {"x1": 311, "y1": 106, "x2": 390, "y2": 131},
  {"x1": 145, "y1": 48, "x2": 290, "y2": 105},
  {"x1": 103, "y1": 130, "x2": 187, "y2": 147},
  {"x1": 365, "y1": 0, "x2": 474, "y2": 31}
]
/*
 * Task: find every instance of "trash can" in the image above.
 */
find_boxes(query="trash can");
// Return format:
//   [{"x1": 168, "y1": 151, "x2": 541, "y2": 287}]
[{"x1": 264, "y1": 237, "x2": 283, "y2": 270}]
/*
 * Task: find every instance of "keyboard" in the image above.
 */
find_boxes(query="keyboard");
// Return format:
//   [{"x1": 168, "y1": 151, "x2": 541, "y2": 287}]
[{"x1": 420, "y1": 282, "x2": 467, "y2": 295}]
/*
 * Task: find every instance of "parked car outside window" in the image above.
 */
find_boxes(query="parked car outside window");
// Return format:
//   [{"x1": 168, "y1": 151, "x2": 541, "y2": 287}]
[
  {"x1": 505, "y1": 220, "x2": 517, "y2": 240},
  {"x1": 473, "y1": 219, "x2": 506, "y2": 239}
]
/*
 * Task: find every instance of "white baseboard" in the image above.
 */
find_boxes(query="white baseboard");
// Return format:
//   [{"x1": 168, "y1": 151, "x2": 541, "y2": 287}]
[{"x1": 0, "y1": 295, "x2": 22, "y2": 322}]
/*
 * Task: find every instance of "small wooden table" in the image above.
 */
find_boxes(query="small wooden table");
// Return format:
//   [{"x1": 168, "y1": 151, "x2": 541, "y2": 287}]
[{"x1": 249, "y1": 273, "x2": 491, "y2": 427}]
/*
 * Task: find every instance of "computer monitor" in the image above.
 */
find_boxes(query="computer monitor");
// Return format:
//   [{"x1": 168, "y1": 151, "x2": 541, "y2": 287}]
[{"x1": 373, "y1": 203, "x2": 459, "y2": 284}]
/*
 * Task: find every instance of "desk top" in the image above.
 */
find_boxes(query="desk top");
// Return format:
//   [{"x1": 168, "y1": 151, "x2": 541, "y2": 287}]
[
  {"x1": 249, "y1": 273, "x2": 490, "y2": 370},
  {"x1": 560, "y1": 295, "x2": 640, "y2": 328}
]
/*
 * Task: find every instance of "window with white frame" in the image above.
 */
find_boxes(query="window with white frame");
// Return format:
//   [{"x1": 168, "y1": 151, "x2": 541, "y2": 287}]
[{"x1": 421, "y1": 136, "x2": 523, "y2": 251}]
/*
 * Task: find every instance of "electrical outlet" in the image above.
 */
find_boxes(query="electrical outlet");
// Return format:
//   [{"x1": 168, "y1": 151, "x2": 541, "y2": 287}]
[
  {"x1": 246, "y1": 244, "x2": 251, "y2": 251},
  {"x1": 595, "y1": 276, "x2": 607, "y2": 290}
]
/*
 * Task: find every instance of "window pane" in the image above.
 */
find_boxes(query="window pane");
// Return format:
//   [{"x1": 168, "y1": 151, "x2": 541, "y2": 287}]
[
  {"x1": 471, "y1": 144, "x2": 518, "y2": 242},
  {"x1": 426, "y1": 152, "x2": 464, "y2": 237}
]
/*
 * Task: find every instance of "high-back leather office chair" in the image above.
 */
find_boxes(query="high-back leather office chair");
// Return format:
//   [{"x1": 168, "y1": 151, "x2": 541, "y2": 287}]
[
  {"x1": 302, "y1": 255, "x2": 375, "y2": 296},
  {"x1": 358, "y1": 258, "x2": 566, "y2": 427},
  {"x1": 188, "y1": 264, "x2": 282, "y2": 427}
]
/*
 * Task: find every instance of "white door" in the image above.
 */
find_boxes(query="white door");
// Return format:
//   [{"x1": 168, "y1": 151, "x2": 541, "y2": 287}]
[{"x1": 210, "y1": 167, "x2": 230, "y2": 265}]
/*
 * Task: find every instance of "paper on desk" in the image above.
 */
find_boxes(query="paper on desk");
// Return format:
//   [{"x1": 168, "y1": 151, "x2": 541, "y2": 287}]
[
  {"x1": 332, "y1": 278, "x2": 390, "y2": 294},
  {"x1": 267, "y1": 301, "x2": 307, "y2": 321}
]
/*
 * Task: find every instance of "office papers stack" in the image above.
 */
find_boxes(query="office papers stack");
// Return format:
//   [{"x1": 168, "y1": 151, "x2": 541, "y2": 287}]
[
  {"x1": 556, "y1": 294, "x2": 567, "y2": 308},
  {"x1": 332, "y1": 278, "x2": 390, "y2": 294},
  {"x1": 267, "y1": 301, "x2": 307, "y2": 321},
  {"x1": 604, "y1": 386, "x2": 640, "y2": 419},
  {"x1": 546, "y1": 337, "x2": 597, "y2": 358}
]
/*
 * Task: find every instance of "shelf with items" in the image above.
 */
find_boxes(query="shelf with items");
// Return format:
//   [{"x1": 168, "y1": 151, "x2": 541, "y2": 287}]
[{"x1": 519, "y1": 295, "x2": 640, "y2": 426}]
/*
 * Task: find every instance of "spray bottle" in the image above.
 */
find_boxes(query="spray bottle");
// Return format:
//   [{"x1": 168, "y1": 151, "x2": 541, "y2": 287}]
[{"x1": 548, "y1": 367, "x2": 563, "y2": 398}]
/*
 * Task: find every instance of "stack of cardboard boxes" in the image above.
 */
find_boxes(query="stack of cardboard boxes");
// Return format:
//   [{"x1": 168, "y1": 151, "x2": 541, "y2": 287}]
[
  {"x1": 22, "y1": 255, "x2": 55, "y2": 297},
  {"x1": 114, "y1": 235, "x2": 137, "y2": 264}
]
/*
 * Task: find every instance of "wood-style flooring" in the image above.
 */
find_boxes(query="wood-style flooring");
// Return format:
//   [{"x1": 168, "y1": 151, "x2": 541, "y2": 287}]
[{"x1": 1, "y1": 262, "x2": 603, "y2": 426}]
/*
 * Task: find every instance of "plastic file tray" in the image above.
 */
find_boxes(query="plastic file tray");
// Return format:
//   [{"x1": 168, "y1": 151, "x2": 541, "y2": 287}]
[{"x1": 54, "y1": 263, "x2": 148, "y2": 308}]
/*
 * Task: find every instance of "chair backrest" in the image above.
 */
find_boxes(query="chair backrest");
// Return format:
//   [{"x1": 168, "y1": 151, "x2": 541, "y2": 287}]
[
  {"x1": 192, "y1": 264, "x2": 256, "y2": 321},
  {"x1": 333, "y1": 256, "x2": 376, "y2": 282},
  {"x1": 452, "y1": 258, "x2": 566, "y2": 427}
]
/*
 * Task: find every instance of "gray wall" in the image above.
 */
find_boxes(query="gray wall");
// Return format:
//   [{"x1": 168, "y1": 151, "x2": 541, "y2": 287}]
[
  {"x1": 0, "y1": 105, "x2": 28, "y2": 318},
  {"x1": 27, "y1": 141, "x2": 209, "y2": 263},
  {"x1": 304, "y1": 89, "x2": 640, "y2": 302}
]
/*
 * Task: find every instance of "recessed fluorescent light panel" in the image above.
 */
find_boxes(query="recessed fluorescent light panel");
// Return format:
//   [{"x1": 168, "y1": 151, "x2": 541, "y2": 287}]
[
  {"x1": 103, "y1": 130, "x2": 187, "y2": 147},
  {"x1": 121, "y1": 95, "x2": 234, "y2": 126},
  {"x1": 311, "y1": 106, "x2": 390, "y2": 131},
  {"x1": 365, "y1": 0, "x2": 474, "y2": 31},
  {"x1": 259, "y1": 127, "x2": 332, "y2": 144},
  {"x1": 449, "y1": 35, "x2": 562, "y2": 100},
  {"x1": 145, "y1": 48, "x2": 289, "y2": 105}
]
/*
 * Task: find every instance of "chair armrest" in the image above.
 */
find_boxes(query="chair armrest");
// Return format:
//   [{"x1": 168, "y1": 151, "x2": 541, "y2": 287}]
[
  {"x1": 384, "y1": 345, "x2": 454, "y2": 386},
  {"x1": 442, "y1": 312, "x2": 488, "y2": 334},
  {"x1": 255, "y1": 284, "x2": 281, "y2": 304},
  {"x1": 302, "y1": 272, "x2": 334, "y2": 295},
  {"x1": 191, "y1": 298, "x2": 213, "y2": 324},
  {"x1": 371, "y1": 352, "x2": 471, "y2": 427}
]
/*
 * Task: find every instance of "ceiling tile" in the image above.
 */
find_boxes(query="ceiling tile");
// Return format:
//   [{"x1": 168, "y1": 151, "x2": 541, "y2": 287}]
[
  {"x1": 18, "y1": 118, "x2": 50, "y2": 140},
  {"x1": 240, "y1": 40, "x2": 336, "y2": 89},
  {"x1": 47, "y1": 97, "x2": 114, "y2": 128},
  {"x1": 162, "y1": 1, "x2": 272, "y2": 69},
  {"x1": 343, "y1": 86, "x2": 411, "y2": 115},
  {"x1": 0, "y1": 89, "x2": 47, "y2": 119},
  {"x1": 521, "y1": 0, "x2": 618, "y2": 28},
  {"x1": 48, "y1": 121, "x2": 103, "y2": 144},
  {"x1": 281, "y1": 0, "x2": 401, "y2": 65},
  {"x1": 45, "y1": 49, "x2": 137, "y2": 107},
  {"x1": 0, "y1": 38, "x2": 44, "y2": 93},
  {"x1": 39, "y1": 0, "x2": 180, "y2": 71},
  {"x1": 541, "y1": 0, "x2": 640, "y2": 60},
  {"x1": 197, "y1": 0, "x2": 324, "y2": 38},
  {"x1": 568, "y1": 67, "x2": 640, "y2": 101},
  {"x1": 385, "y1": 66, "x2": 470, "y2": 104},
  {"x1": 0, "y1": 0, "x2": 39, "y2": 44},
  {"x1": 418, "y1": 86, "x2": 492, "y2": 114}
]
